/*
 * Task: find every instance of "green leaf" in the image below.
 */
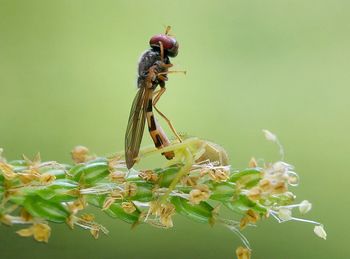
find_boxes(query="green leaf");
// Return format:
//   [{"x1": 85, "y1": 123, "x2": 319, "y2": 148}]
[
  {"x1": 157, "y1": 164, "x2": 182, "y2": 187},
  {"x1": 209, "y1": 182, "x2": 236, "y2": 202},
  {"x1": 36, "y1": 179, "x2": 79, "y2": 202},
  {"x1": 225, "y1": 195, "x2": 267, "y2": 215},
  {"x1": 43, "y1": 169, "x2": 66, "y2": 179},
  {"x1": 68, "y1": 163, "x2": 85, "y2": 180},
  {"x1": 229, "y1": 168, "x2": 262, "y2": 182},
  {"x1": 87, "y1": 195, "x2": 140, "y2": 224},
  {"x1": 85, "y1": 194, "x2": 106, "y2": 207},
  {"x1": 104, "y1": 203, "x2": 140, "y2": 224},
  {"x1": 69, "y1": 160, "x2": 109, "y2": 185},
  {"x1": 8, "y1": 195, "x2": 26, "y2": 205},
  {"x1": 23, "y1": 196, "x2": 70, "y2": 223},
  {"x1": 130, "y1": 182, "x2": 154, "y2": 202},
  {"x1": 86, "y1": 157, "x2": 108, "y2": 164},
  {"x1": 229, "y1": 168, "x2": 262, "y2": 189},
  {"x1": 171, "y1": 196, "x2": 213, "y2": 223},
  {"x1": 97, "y1": 194, "x2": 140, "y2": 224}
]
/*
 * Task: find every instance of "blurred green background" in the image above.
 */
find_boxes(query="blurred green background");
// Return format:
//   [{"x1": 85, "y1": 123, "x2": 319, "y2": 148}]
[{"x1": 0, "y1": 0, "x2": 349, "y2": 258}]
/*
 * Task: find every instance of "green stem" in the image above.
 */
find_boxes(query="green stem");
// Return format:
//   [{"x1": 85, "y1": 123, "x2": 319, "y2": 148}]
[{"x1": 161, "y1": 147, "x2": 193, "y2": 203}]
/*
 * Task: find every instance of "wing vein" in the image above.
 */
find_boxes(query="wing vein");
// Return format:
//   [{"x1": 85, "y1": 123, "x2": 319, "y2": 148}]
[{"x1": 125, "y1": 86, "x2": 152, "y2": 169}]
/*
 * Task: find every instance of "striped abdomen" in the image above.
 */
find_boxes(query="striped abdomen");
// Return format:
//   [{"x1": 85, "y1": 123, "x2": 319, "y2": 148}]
[{"x1": 145, "y1": 93, "x2": 174, "y2": 160}]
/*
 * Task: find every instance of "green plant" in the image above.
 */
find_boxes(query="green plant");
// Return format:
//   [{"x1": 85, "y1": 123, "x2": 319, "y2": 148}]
[{"x1": 0, "y1": 132, "x2": 326, "y2": 259}]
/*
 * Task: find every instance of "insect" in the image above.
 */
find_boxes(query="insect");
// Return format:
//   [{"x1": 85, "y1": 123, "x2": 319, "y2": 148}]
[{"x1": 125, "y1": 26, "x2": 184, "y2": 169}]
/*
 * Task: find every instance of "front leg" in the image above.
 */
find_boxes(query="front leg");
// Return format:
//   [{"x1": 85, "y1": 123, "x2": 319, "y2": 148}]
[
  {"x1": 144, "y1": 65, "x2": 159, "y2": 88},
  {"x1": 145, "y1": 62, "x2": 173, "y2": 88}
]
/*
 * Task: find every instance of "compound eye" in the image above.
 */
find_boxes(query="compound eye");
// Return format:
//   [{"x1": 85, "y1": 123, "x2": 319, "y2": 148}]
[{"x1": 149, "y1": 35, "x2": 179, "y2": 57}]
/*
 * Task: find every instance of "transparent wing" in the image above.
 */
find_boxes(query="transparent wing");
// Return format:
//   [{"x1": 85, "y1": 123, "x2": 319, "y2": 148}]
[{"x1": 124, "y1": 87, "x2": 151, "y2": 169}]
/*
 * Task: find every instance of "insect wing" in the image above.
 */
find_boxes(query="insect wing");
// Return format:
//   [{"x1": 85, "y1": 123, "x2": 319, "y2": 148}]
[{"x1": 124, "y1": 87, "x2": 150, "y2": 169}]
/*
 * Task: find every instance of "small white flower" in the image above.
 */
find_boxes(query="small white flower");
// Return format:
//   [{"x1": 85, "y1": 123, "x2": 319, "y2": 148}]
[
  {"x1": 262, "y1": 129, "x2": 285, "y2": 160},
  {"x1": 262, "y1": 129, "x2": 277, "y2": 142},
  {"x1": 299, "y1": 200, "x2": 312, "y2": 214},
  {"x1": 287, "y1": 171, "x2": 299, "y2": 186},
  {"x1": 314, "y1": 225, "x2": 327, "y2": 240},
  {"x1": 278, "y1": 208, "x2": 292, "y2": 221},
  {"x1": 272, "y1": 161, "x2": 294, "y2": 173}
]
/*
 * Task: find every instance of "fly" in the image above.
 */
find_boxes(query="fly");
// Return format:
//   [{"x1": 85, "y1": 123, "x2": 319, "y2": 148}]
[{"x1": 124, "y1": 26, "x2": 184, "y2": 169}]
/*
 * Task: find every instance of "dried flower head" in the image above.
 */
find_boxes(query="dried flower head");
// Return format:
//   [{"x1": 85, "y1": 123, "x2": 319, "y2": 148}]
[
  {"x1": 17, "y1": 223, "x2": 51, "y2": 243},
  {"x1": 73, "y1": 215, "x2": 109, "y2": 238},
  {"x1": 23, "y1": 153, "x2": 41, "y2": 167},
  {"x1": 20, "y1": 209, "x2": 33, "y2": 222},
  {"x1": 18, "y1": 172, "x2": 40, "y2": 184},
  {"x1": 181, "y1": 175, "x2": 199, "y2": 187},
  {"x1": 122, "y1": 202, "x2": 136, "y2": 214},
  {"x1": 240, "y1": 216, "x2": 250, "y2": 230},
  {"x1": 189, "y1": 185, "x2": 210, "y2": 205},
  {"x1": 240, "y1": 209, "x2": 260, "y2": 229},
  {"x1": 68, "y1": 199, "x2": 86, "y2": 214},
  {"x1": 236, "y1": 246, "x2": 251, "y2": 259},
  {"x1": 81, "y1": 214, "x2": 95, "y2": 222},
  {"x1": 0, "y1": 214, "x2": 13, "y2": 226},
  {"x1": 146, "y1": 201, "x2": 176, "y2": 228},
  {"x1": 0, "y1": 162, "x2": 17, "y2": 180},
  {"x1": 159, "y1": 203, "x2": 176, "y2": 228},
  {"x1": 71, "y1": 146, "x2": 90, "y2": 163},
  {"x1": 90, "y1": 228, "x2": 100, "y2": 239},
  {"x1": 39, "y1": 173, "x2": 56, "y2": 185},
  {"x1": 208, "y1": 168, "x2": 229, "y2": 182},
  {"x1": 139, "y1": 170, "x2": 158, "y2": 182},
  {"x1": 272, "y1": 181, "x2": 287, "y2": 194},
  {"x1": 248, "y1": 157, "x2": 257, "y2": 168},
  {"x1": 33, "y1": 223, "x2": 51, "y2": 242},
  {"x1": 109, "y1": 171, "x2": 126, "y2": 183},
  {"x1": 102, "y1": 197, "x2": 116, "y2": 210},
  {"x1": 258, "y1": 179, "x2": 271, "y2": 191},
  {"x1": 247, "y1": 187, "x2": 262, "y2": 201},
  {"x1": 246, "y1": 209, "x2": 260, "y2": 223},
  {"x1": 102, "y1": 190, "x2": 123, "y2": 210},
  {"x1": 122, "y1": 182, "x2": 137, "y2": 197}
]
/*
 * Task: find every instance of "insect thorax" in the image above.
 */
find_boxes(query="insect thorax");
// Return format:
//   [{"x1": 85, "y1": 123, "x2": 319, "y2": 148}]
[{"x1": 137, "y1": 49, "x2": 170, "y2": 89}]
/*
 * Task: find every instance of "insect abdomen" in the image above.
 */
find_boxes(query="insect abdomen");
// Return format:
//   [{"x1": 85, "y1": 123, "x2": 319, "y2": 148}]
[{"x1": 146, "y1": 97, "x2": 174, "y2": 160}]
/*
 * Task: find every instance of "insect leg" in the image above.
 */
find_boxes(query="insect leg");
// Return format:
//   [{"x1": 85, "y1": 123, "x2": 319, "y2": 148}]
[
  {"x1": 157, "y1": 70, "x2": 186, "y2": 76},
  {"x1": 152, "y1": 87, "x2": 183, "y2": 143}
]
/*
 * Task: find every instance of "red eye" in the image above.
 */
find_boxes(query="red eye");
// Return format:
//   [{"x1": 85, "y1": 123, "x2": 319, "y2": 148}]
[{"x1": 149, "y1": 34, "x2": 179, "y2": 57}]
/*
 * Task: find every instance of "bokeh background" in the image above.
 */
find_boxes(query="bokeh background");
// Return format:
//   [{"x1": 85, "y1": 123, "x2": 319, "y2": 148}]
[{"x1": 0, "y1": 0, "x2": 349, "y2": 258}]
